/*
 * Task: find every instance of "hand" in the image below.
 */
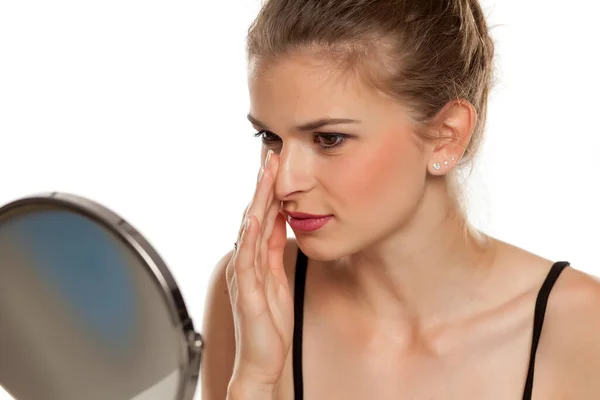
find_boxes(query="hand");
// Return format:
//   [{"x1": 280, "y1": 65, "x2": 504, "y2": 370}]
[{"x1": 226, "y1": 149, "x2": 294, "y2": 388}]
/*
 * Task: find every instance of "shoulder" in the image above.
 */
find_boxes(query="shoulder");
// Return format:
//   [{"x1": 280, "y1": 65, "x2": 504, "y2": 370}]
[
  {"x1": 541, "y1": 265, "x2": 600, "y2": 397},
  {"x1": 200, "y1": 248, "x2": 237, "y2": 399},
  {"x1": 200, "y1": 238, "x2": 300, "y2": 398}
]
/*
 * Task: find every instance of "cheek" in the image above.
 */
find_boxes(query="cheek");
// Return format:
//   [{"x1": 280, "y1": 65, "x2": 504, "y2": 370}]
[{"x1": 333, "y1": 133, "x2": 424, "y2": 210}]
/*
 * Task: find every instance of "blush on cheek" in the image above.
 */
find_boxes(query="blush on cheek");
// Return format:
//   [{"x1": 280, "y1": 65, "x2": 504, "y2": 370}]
[
  {"x1": 346, "y1": 152, "x2": 392, "y2": 200},
  {"x1": 331, "y1": 130, "x2": 424, "y2": 225}
]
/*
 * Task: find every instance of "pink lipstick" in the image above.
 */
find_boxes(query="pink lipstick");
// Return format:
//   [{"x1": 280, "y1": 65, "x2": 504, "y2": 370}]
[{"x1": 285, "y1": 211, "x2": 333, "y2": 232}]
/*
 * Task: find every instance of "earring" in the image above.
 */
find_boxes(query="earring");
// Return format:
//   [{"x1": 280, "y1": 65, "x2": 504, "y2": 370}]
[
  {"x1": 451, "y1": 156, "x2": 456, "y2": 161},
  {"x1": 443, "y1": 160, "x2": 449, "y2": 166},
  {"x1": 433, "y1": 162, "x2": 441, "y2": 170}
]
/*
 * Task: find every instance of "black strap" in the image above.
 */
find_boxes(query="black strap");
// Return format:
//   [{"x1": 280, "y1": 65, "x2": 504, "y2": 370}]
[
  {"x1": 292, "y1": 251, "x2": 568, "y2": 400},
  {"x1": 292, "y1": 248, "x2": 308, "y2": 400},
  {"x1": 522, "y1": 261, "x2": 570, "y2": 400}
]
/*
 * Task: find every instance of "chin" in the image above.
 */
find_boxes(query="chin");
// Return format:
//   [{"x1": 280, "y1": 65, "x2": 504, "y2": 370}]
[{"x1": 294, "y1": 233, "x2": 344, "y2": 262}]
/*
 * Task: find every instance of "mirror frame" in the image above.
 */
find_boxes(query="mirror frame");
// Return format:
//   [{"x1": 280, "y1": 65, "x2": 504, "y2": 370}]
[{"x1": 0, "y1": 192, "x2": 204, "y2": 400}]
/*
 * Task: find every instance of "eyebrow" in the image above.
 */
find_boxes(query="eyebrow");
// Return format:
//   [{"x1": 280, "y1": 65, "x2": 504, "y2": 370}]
[{"x1": 247, "y1": 114, "x2": 361, "y2": 132}]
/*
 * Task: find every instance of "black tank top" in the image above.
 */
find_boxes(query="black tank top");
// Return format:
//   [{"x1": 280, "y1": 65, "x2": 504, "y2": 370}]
[{"x1": 292, "y1": 248, "x2": 570, "y2": 400}]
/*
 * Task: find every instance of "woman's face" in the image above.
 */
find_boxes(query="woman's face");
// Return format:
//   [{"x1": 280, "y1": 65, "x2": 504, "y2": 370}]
[{"x1": 248, "y1": 54, "x2": 431, "y2": 261}]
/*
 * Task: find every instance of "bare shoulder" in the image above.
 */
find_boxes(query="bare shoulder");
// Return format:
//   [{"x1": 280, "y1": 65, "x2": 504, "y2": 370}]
[
  {"x1": 200, "y1": 239, "x2": 300, "y2": 400},
  {"x1": 541, "y1": 265, "x2": 600, "y2": 398}
]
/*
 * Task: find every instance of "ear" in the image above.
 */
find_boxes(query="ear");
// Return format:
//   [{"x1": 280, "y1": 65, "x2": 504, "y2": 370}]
[{"x1": 425, "y1": 99, "x2": 477, "y2": 176}]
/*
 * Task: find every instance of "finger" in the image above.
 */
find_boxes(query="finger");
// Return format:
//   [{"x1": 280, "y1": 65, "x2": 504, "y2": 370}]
[
  {"x1": 236, "y1": 202, "x2": 252, "y2": 243},
  {"x1": 249, "y1": 152, "x2": 274, "y2": 269},
  {"x1": 257, "y1": 155, "x2": 279, "y2": 280},
  {"x1": 268, "y1": 207, "x2": 288, "y2": 252},
  {"x1": 231, "y1": 215, "x2": 261, "y2": 298},
  {"x1": 267, "y1": 212, "x2": 288, "y2": 281},
  {"x1": 259, "y1": 198, "x2": 281, "y2": 280},
  {"x1": 229, "y1": 152, "x2": 273, "y2": 290},
  {"x1": 247, "y1": 157, "x2": 273, "y2": 235},
  {"x1": 255, "y1": 179, "x2": 274, "y2": 277},
  {"x1": 228, "y1": 202, "x2": 252, "y2": 284},
  {"x1": 227, "y1": 271, "x2": 238, "y2": 312},
  {"x1": 255, "y1": 194, "x2": 274, "y2": 285}
]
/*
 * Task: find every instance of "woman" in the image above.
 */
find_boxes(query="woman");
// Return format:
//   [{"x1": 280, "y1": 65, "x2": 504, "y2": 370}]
[{"x1": 201, "y1": 0, "x2": 600, "y2": 399}]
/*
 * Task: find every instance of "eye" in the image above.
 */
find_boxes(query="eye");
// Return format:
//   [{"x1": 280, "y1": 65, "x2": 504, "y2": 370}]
[
  {"x1": 253, "y1": 129, "x2": 280, "y2": 144},
  {"x1": 253, "y1": 130, "x2": 350, "y2": 151},
  {"x1": 314, "y1": 133, "x2": 348, "y2": 149}
]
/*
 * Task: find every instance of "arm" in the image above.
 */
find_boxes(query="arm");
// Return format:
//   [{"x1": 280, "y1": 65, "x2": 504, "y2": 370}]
[{"x1": 200, "y1": 250, "x2": 237, "y2": 400}]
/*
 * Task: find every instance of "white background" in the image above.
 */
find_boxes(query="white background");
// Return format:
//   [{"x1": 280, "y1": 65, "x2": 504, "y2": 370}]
[{"x1": 1, "y1": 1, "x2": 599, "y2": 399}]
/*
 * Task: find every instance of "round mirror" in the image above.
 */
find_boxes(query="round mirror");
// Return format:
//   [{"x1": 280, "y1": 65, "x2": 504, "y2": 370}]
[{"x1": 0, "y1": 192, "x2": 203, "y2": 400}]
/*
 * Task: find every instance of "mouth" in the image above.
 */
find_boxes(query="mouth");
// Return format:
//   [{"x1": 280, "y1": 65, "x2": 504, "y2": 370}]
[{"x1": 284, "y1": 211, "x2": 334, "y2": 232}]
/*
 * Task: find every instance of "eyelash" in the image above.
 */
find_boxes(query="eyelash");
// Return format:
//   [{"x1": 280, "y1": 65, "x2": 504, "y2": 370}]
[{"x1": 253, "y1": 130, "x2": 349, "y2": 150}]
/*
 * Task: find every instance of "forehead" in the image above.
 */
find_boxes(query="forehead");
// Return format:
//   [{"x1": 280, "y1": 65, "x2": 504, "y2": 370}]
[{"x1": 247, "y1": 54, "x2": 396, "y2": 126}]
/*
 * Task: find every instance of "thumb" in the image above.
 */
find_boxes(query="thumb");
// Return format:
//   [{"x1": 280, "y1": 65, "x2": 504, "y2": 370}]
[{"x1": 267, "y1": 211, "x2": 287, "y2": 250}]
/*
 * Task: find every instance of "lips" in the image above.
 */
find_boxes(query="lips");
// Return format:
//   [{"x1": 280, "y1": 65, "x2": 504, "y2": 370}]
[
  {"x1": 286, "y1": 211, "x2": 332, "y2": 219},
  {"x1": 284, "y1": 211, "x2": 333, "y2": 232}
]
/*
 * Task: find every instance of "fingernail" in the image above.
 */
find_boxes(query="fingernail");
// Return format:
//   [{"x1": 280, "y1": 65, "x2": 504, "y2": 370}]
[
  {"x1": 265, "y1": 150, "x2": 273, "y2": 168},
  {"x1": 243, "y1": 216, "x2": 250, "y2": 232}
]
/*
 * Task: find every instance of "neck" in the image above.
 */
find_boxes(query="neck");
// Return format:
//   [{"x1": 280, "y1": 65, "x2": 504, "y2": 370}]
[{"x1": 332, "y1": 177, "x2": 499, "y2": 338}]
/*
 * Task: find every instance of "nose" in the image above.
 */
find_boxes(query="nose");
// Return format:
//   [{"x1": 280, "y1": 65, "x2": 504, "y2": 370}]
[{"x1": 273, "y1": 144, "x2": 315, "y2": 201}]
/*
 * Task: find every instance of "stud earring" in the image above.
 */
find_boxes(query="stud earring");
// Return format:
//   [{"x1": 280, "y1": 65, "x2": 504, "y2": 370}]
[
  {"x1": 451, "y1": 156, "x2": 456, "y2": 161},
  {"x1": 433, "y1": 162, "x2": 441, "y2": 170},
  {"x1": 443, "y1": 160, "x2": 449, "y2": 166}
]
